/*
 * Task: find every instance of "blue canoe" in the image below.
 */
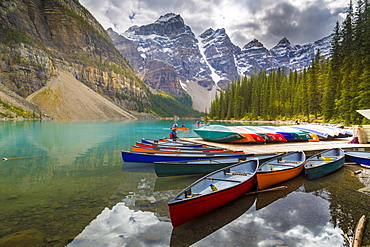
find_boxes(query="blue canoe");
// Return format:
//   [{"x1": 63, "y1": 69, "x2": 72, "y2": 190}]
[
  {"x1": 345, "y1": 150, "x2": 370, "y2": 167},
  {"x1": 304, "y1": 148, "x2": 345, "y2": 180},
  {"x1": 122, "y1": 151, "x2": 253, "y2": 163},
  {"x1": 260, "y1": 126, "x2": 298, "y2": 141},
  {"x1": 289, "y1": 125, "x2": 330, "y2": 139}
]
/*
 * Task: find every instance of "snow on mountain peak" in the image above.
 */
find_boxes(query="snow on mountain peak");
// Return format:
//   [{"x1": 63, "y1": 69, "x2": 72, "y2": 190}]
[
  {"x1": 243, "y1": 39, "x2": 265, "y2": 49},
  {"x1": 155, "y1": 13, "x2": 183, "y2": 24},
  {"x1": 277, "y1": 37, "x2": 291, "y2": 46},
  {"x1": 108, "y1": 13, "x2": 334, "y2": 112}
]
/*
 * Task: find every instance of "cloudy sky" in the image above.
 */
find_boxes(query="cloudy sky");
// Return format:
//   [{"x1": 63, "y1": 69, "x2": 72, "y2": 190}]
[{"x1": 79, "y1": 0, "x2": 352, "y2": 49}]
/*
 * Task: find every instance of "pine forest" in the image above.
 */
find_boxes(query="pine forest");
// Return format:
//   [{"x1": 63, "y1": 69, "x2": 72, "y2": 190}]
[{"x1": 209, "y1": 0, "x2": 370, "y2": 125}]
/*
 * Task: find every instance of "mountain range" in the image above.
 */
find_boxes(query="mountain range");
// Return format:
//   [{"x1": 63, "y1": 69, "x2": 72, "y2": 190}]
[
  {"x1": 108, "y1": 13, "x2": 333, "y2": 111},
  {"x1": 0, "y1": 1, "x2": 332, "y2": 118}
]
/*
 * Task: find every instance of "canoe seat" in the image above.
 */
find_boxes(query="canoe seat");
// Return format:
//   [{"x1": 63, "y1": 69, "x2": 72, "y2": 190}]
[
  {"x1": 185, "y1": 189, "x2": 201, "y2": 198},
  {"x1": 269, "y1": 163, "x2": 297, "y2": 167},
  {"x1": 224, "y1": 171, "x2": 253, "y2": 176},
  {"x1": 206, "y1": 177, "x2": 242, "y2": 183},
  {"x1": 279, "y1": 160, "x2": 302, "y2": 163},
  {"x1": 272, "y1": 168, "x2": 283, "y2": 171}
]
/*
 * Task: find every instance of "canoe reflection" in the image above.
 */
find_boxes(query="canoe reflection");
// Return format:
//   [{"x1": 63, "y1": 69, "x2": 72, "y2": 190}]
[
  {"x1": 170, "y1": 192, "x2": 256, "y2": 247},
  {"x1": 303, "y1": 166, "x2": 345, "y2": 193},
  {"x1": 121, "y1": 162, "x2": 155, "y2": 173},
  {"x1": 154, "y1": 174, "x2": 204, "y2": 192},
  {"x1": 256, "y1": 174, "x2": 306, "y2": 210}
]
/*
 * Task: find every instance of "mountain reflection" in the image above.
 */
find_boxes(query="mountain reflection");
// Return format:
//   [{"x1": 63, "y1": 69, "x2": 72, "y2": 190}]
[{"x1": 1, "y1": 121, "x2": 370, "y2": 246}]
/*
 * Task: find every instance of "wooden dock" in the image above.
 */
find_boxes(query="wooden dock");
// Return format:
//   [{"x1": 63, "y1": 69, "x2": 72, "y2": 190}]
[{"x1": 183, "y1": 137, "x2": 370, "y2": 156}]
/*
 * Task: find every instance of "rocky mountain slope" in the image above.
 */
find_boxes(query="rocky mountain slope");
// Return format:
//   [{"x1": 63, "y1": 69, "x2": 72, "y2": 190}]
[
  {"x1": 0, "y1": 0, "x2": 150, "y2": 119},
  {"x1": 109, "y1": 13, "x2": 332, "y2": 111},
  {"x1": 27, "y1": 72, "x2": 136, "y2": 119}
]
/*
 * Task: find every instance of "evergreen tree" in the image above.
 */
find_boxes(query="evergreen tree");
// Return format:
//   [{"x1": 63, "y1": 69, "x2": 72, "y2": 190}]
[
  {"x1": 324, "y1": 22, "x2": 342, "y2": 121},
  {"x1": 208, "y1": 0, "x2": 370, "y2": 125},
  {"x1": 337, "y1": 0, "x2": 355, "y2": 124}
]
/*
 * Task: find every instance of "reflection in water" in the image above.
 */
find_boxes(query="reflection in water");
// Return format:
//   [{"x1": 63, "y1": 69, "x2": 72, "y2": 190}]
[
  {"x1": 304, "y1": 167, "x2": 370, "y2": 243},
  {"x1": 193, "y1": 192, "x2": 344, "y2": 247},
  {"x1": 68, "y1": 202, "x2": 172, "y2": 247},
  {"x1": 170, "y1": 193, "x2": 256, "y2": 247},
  {"x1": 256, "y1": 174, "x2": 306, "y2": 210},
  {"x1": 0, "y1": 121, "x2": 370, "y2": 246},
  {"x1": 154, "y1": 174, "x2": 203, "y2": 192}
]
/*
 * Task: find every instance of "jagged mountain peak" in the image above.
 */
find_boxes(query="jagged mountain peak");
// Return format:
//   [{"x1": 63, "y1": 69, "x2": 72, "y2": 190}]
[
  {"x1": 155, "y1": 13, "x2": 183, "y2": 24},
  {"x1": 109, "y1": 13, "x2": 333, "y2": 112},
  {"x1": 200, "y1": 28, "x2": 215, "y2": 38},
  {"x1": 243, "y1": 39, "x2": 265, "y2": 49},
  {"x1": 199, "y1": 28, "x2": 229, "y2": 45},
  {"x1": 277, "y1": 37, "x2": 291, "y2": 46},
  {"x1": 124, "y1": 12, "x2": 193, "y2": 38}
]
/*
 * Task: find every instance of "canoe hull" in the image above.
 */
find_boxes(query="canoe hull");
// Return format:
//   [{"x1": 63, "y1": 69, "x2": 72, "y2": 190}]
[
  {"x1": 135, "y1": 142, "x2": 224, "y2": 151},
  {"x1": 169, "y1": 177, "x2": 256, "y2": 227},
  {"x1": 174, "y1": 127, "x2": 190, "y2": 130},
  {"x1": 121, "y1": 151, "x2": 252, "y2": 163},
  {"x1": 305, "y1": 148, "x2": 345, "y2": 180},
  {"x1": 194, "y1": 129, "x2": 244, "y2": 143},
  {"x1": 168, "y1": 160, "x2": 258, "y2": 227},
  {"x1": 305, "y1": 159, "x2": 344, "y2": 180},
  {"x1": 131, "y1": 146, "x2": 241, "y2": 154},
  {"x1": 345, "y1": 151, "x2": 370, "y2": 165},
  {"x1": 155, "y1": 153, "x2": 283, "y2": 177},
  {"x1": 257, "y1": 151, "x2": 306, "y2": 190},
  {"x1": 257, "y1": 165, "x2": 304, "y2": 190},
  {"x1": 141, "y1": 138, "x2": 204, "y2": 147}
]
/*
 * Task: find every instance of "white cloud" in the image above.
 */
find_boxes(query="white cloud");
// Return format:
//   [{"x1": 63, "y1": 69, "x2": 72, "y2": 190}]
[
  {"x1": 68, "y1": 202, "x2": 172, "y2": 247},
  {"x1": 80, "y1": 0, "x2": 351, "y2": 49}
]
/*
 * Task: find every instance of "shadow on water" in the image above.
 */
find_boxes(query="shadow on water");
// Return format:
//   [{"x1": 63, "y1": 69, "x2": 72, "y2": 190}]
[
  {"x1": 121, "y1": 162, "x2": 156, "y2": 173},
  {"x1": 256, "y1": 174, "x2": 306, "y2": 210}
]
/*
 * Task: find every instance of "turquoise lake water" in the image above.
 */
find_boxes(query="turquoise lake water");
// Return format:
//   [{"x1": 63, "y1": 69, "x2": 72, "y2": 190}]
[{"x1": 0, "y1": 120, "x2": 369, "y2": 246}]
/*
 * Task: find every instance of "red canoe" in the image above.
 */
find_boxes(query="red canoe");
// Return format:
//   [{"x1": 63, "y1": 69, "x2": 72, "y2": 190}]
[
  {"x1": 135, "y1": 142, "x2": 226, "y2": 151},
  {"x1": 132, "y1": 145, "x2": 243, "y2": 154},
  {"x1": 168, "y1": 159, "x2": 258, "y2": 227}
]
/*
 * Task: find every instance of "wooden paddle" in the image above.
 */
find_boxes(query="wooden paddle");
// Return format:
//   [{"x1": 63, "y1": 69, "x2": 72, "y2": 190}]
[
  {"x1": 245, "y1": 185, "x2": 288, "y2": 195},
  {"x1": 3, "y1": 156, "x2": 40, "y2": 161}
]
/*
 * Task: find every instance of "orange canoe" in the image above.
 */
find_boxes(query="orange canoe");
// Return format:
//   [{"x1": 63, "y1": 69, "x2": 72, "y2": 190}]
[
  {"x1": 175, "y1": 127, "x2": 190, "y2": 130},
  {"x1": 257, "y1": 151, "x2": 306, "y2": 190}
]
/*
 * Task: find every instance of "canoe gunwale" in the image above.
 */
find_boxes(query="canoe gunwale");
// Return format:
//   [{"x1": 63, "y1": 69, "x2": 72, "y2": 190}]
[
  {"x1": 345, "y1": 151, "x2": 370, "y2": 165},
  {"x1": 121, "y1": 151, "x2": 252, "y2": 163},
  {"x1": 304, "y1": 148, "x2": 345, "y2": 180},
  {"x1": 168, "y1": 160, "x2": 258, "y2": 206},
  {"x1": 256, "y1": 151, "x2": 306, "y2": 189},
  {"x1": 154, "y1": 153, "x2": 284, "y2": 177}
]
